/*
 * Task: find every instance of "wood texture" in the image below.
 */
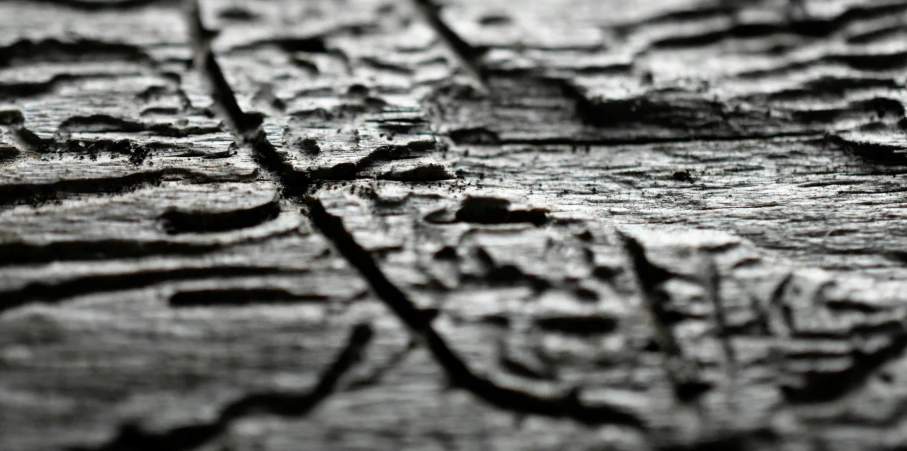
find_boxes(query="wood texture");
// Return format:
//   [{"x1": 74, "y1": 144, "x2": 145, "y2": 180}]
[{"x1": 3, "y1": 0, "x2": 907, "y2": 449}]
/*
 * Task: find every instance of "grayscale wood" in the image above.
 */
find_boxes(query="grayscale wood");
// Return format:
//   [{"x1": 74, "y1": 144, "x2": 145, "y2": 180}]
[{"x1": 3, "y1": 0, "x2": 907, "y2": 450}]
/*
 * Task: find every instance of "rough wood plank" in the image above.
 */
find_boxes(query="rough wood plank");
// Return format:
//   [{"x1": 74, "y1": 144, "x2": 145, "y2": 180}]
[{"x1": 4, "y1": 0, "x2": 907, "y2": 450}]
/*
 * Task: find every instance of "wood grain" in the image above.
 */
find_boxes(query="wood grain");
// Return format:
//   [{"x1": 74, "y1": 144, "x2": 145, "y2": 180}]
[{"x1": 3, "y1": 0, "x2": 907, "y2": 449}]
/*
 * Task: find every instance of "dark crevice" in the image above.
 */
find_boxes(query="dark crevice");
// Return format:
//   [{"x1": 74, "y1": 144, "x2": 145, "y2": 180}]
[
  {"x1": 7, "y1": 128, "x2": 51, "y2": 154},
  {"x1": 306, "y1": 141, "x2": 441, "y2": 181},
  {"x1": 465, "y1": 248, "x2": 551, "y2": 292},
  {"x1": 449, "y1": 127, "x2": 501, "y2": 145},
  {"x1": 185, "y1": 0, "x2": 309, "y2": 195},
  {"x1": 0, "y1": 74, "x2": 87, "y2": 99},
  {"x1": 0, "y1": 266, "x2": 307, "y2": 314},
  {"x1": 377, "y1": 162, "x2": 454, "y2": 181},
  {"x1": 160, "y1": 198, "x2": 280, "y2": 234},
  {"x1": 825, "y1": 134, "x2": 907, "y2": 165},
  {"x1": 231, "y1": 36, "x2": 329, "y2": 54},
  {"x1": 629, "y1": 1, "x2": 907, "y2": 42},
  {"x1": 306, "y1": 198, "x2": 643, "y2": 428},
  {"x1": 481, "y1": 264, "x2": 551, "y2": 292},
  {"x1": 423, "y1": 196, "x2": 548, "y2": 226},
  {"x1": 168, "y1": 288, "x2": 328, "y2": 307},
  {"x1": 619, "y1": 232, "x2": 711, "y2": 403},
  {"x1": 58, "y1": 115, "x2": 148, "y2": 134},
  {"x1": 411, "y1": 0, "x2": 488, "y2": 85},
  {"x1": 703, "y1": 260, "x2": 736, "y2": 366},
  {"x1": 655, "y1": 428, "x2": 779, "y2": 451},
  {"x1": 0, "y1": 145, "x2": 19, "y2": 165},
  {"x1": 818, "y1": 2, "x2": 907, "y2": 35},
  {"x1": 471, "y1": 79, "x2": 826, "y2": 146},
  {"x1": 186, "y1": 4, "x2": 250, "y2": 134},
  {"x1": 71, "y1": 323, "x2": 373, "y2": 451},
  {"x1": 613, "y1": 5, "x2": 732, "y2": 33},
  {"x1": 0, "y1": 229, "x2": 299, "y2": 267},
  {"x1": 649, "y1": 3, "x2": 907, "y2": 49},
  {"x1": 0, "y1": 241, "x2": 218, "y2": 267},
  {"x1": 0, "y1": 169, "x2": 218, "y2": 207},
  {"x1": 651, "y1": 23, "x2": 788, "y2": 49},
  {"x1": 24, "y1": 0, "x2": 180, "y2": 11},
  {"x1": 847, "y1": 23, "x2": 904, "y2": 44},
  {"x1": 0, "y1": 38, "x2": 153, "y2": 67},
  {"x1": 549, "y1": 77, "x2": 839, "y2": 141},
  {"x1": 782, "y1": 328, "x2": 907, "y2": 403},
  {"x1": 826, "y1": 50, "x2": 907, "y2": 71},
  {"x1": 56, "y1": 115, "x2": 223, "y2": 138},
  {"x1": 767, "y1": 273, "x2": 794, "y2": 337},
  {"x1": 0, "y1": 109, "x2": 25, "y2": 125},
  {"x1": 216, "y1": 5, "x2": 258, "y2": 21}
]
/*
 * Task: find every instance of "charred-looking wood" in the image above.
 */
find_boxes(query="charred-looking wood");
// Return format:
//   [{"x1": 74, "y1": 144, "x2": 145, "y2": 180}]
[{"x1": 4, "y1": 0, "x2": 907, "y2": 450}]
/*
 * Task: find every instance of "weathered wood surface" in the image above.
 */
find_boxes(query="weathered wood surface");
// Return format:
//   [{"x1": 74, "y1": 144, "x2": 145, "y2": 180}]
[{"x1": 3, "y1": 0, "x2": 907, "y2": 449}]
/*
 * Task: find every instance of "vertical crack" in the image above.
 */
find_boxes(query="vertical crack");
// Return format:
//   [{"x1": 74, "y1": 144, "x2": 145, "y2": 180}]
[
  {"x1": 184, "y1": 0, "x2": 308, "y2": 195},
  {"x1": 619, "y1": 231, "x2": 710, "y2": 402},
  {"x1": 703, "y1": 259, "x2": 736, "y2": 368},
  {"x1": 185, "y1": 0, "x2": 247, "y2": 133},
  {"x1": 411, "y1": 0, "x2": 488, "y2": 88},
  {"x1": 767, "y1": 274, "x2": 794, "y2": 338}
]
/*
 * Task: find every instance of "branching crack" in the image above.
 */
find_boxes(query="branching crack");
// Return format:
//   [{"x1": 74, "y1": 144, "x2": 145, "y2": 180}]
[
  {"x1": 307, "y1": 198, "x2": 644, "y2": 427},
  {"x1": 180, "y1": 0, "x2": 642, "y2": 432}
]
